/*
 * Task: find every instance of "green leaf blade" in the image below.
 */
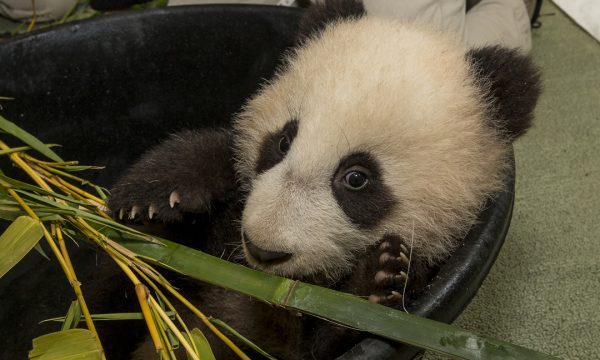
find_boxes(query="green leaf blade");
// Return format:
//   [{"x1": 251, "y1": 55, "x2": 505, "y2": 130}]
[
  {"x1": 186, "y1": 328, "x2": 216, "y2": 360},
  {"x1": 0, "y1": 115, "x2": 64, "y2": 162},
  {"x1": 209, "y1": 319, "x2": 276, "y2": 360},
  {"x1": 0, "y1": 215, "x2": 44, "y2": 279},
  {"x1": 61, "y1": 301, "x2": 82, "y2": 331},
  {"x1": 28, "y1": 329, "x2": 103, "y2": 360}
]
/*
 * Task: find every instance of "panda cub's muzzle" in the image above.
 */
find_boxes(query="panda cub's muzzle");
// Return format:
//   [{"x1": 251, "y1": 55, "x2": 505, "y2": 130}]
[{"x1": 243, "y1": 232, "x2": 292, "y2": 265}]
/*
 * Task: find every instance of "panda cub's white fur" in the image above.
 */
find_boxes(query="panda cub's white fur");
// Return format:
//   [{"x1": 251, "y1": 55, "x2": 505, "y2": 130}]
[{"x1": 234, "y1": 17, "x2": 509, "y2": 280}]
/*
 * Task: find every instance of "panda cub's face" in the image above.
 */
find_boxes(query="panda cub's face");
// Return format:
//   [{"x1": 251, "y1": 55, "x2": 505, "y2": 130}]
[{"x1": 233, "y1": 18, "x2": 510, "y2": 280}]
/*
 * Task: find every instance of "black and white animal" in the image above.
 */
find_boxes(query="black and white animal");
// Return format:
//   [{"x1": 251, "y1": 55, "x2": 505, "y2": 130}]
[{"x1": 109, "y1": 0, "x2": 540, "y2": 358}]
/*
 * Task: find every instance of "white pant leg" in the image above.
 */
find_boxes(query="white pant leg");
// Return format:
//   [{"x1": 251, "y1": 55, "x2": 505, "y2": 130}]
[
  {"x1": 465, "y1": 0, "x2": 532, "y2": 52},
  {"x1": 0, "y1": 0, "x2": 77, "y2": 21},
  {"x1": 363, "y1": 0, "x2": 466, "y2": 39},
  {"x1": 363, "y1": 0, "x2": 531, "y2": 53}
]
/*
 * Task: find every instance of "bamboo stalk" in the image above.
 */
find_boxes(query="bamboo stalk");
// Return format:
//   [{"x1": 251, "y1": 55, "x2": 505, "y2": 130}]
[
  {"x1": 20, "y1": 153, "x2": 78, "y2": 167},
  {"x1": 62, "y1": 208, "x2": 270, "y2": 359},
  {"x1": 131, "y1": 265, "x2": 201, "y2": 356},
  {"x1": 54, "y1": 176, "x2": 105, "y2": 205},
  {"x1": 111, "y1": 255, "x2": 168, "y2": 359},
  {"x1": 0, "y1": 141, "x2": 103, "y2": 353},
  {"x1": 0, "y1": 182, "x2": 102, "y2": 353},
  {"x1": 32, "y1": 162, "x2": 107, "y2": 207},
  {"x1": 97, "y1": 238, "x2": 195, "y2": 360},
  {"x1": 160, "y1": 279, "x2": 251, "y2": 360},
  {"x1": 136, "y1": 283, "x2": 168, "y2": 359},
  {"x1": 149, "y1": 303, "x2": 177, "y2": 360},
  {"x1": 0, "y1": 134, "x2": 225, "y2": 359},
  {"x1": 121, "y1": 238, "x2": 558, "y2": 360},
  {"x1": 0, "y1": 141, "x2": 52, "y2": 193},
  {"x1": 104, "y1": 240, "x2": 250, "y2": 359},
  {"x1": 149, "y1": 297, "x2": 200, "y2": 360},
  {"x1": 27, "y1": 0, "x2": 37, "y2": 32}
]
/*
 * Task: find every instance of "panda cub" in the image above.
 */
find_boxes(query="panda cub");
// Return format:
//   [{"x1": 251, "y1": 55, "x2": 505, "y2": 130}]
[{"x1": 109, "y1": 0, "x2": 540, "y2": 358}]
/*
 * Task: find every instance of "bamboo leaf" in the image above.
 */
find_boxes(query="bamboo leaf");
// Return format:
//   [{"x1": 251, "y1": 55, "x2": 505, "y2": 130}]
[
  {"x1": 0, "y1": 216, "x2": 44, "y2": 279},
  {"x1": 6, "y1": 187, "x2": 95, "y2": 210},
  {"x1": 0, "y1": 146, "x2": 31, "y2": 156},
  {"x1": 120, "y1": 239, "x2": 558, "y2": 360},
  {"x1": 39, "y1": 165, "x2": 90, "y2": 185},
  {"x1": 42, "y1": 311, "x2": 177, "y2": 323},
  {"x1": 64, "y1": 165, "x2": 105, "y2": 172},
  {"x1": 28, "y1": 329, "x2": 103, "y2": 360},
  {"x1": 185, "y1": 328, "x2": 216, "y2": 360},
  {"x1": 33, "y1": 243, "x2": 51, "y2": 260},
  {"x1": 93, "y1": 186, "x2": 109, "y2": 201},
  {"x1": 0, "y1": 115, "x2": 63, "y2": 162},
  {"x1": 0, "y1": 188, "x2": 159, "y2": 244},
  {"x1": 0, "y1": 203, "x2": 60, "y2": 222},
  {"x1": 61, "y1": 301, "x2": 82, "y2": 331},
  {"x1": 210, "y1": 318, "x2": 276, "y2": 360},
  {"x1": 0, "y1": 204, "x2": 22, "y2": 220},
  {"x1": 0, "y1": 172, "x2": 93, "y2": 207}
]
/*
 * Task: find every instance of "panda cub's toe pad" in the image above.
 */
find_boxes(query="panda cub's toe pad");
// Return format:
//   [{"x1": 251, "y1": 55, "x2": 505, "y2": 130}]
[{"x1": 368, "y1": 237, "x2": 412, "y2": 307}]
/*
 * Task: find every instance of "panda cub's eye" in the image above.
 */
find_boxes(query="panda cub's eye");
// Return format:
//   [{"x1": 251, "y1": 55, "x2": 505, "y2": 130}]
[
  {"x1": 343, "y1": 170, "x2": 369, "y2": 190},
  {"x1": 278, "y1": 135, "x2": 291, "y2": 155}
]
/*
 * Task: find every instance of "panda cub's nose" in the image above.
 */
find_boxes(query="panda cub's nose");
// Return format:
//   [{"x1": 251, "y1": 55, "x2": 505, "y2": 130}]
[{"x1": 243, "y1": 233, "x2": 292, "y2": 264}]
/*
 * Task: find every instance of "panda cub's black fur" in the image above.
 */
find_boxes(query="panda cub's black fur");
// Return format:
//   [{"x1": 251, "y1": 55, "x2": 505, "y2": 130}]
[{"x1": 109, "y1": 0, "x2": 540, "y2": 358}]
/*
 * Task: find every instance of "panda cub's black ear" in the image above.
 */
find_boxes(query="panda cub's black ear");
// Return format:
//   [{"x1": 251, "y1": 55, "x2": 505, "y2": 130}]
[
  {"x1": 468, "y1": 46, "x2": 542, "y2": 140},
  {"x1": 297, "y1": 0, "x2": 365, "y2": 41}
]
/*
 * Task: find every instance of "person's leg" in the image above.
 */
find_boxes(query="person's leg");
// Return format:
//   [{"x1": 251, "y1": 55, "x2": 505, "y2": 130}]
[
  {"x1": 362, "y1": 0, "x2": 466, "y2": 39},
  {"x1": 363, "y1": 0, "x2": 533, "y2": 53},
  {"x1": 0, "y1": 0, "x2": 77, "y2": 21},
  {"x1": 464, "y1": 0, "x2": 532, "y2": 52}
]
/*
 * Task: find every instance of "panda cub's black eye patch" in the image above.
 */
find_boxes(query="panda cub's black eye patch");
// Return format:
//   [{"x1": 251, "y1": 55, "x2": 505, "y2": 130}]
[
  {"x1": 332, "y1": 152, "x2": 397, "y2": 228},
  {"x1": 255, "y1": 120, "x2": 298, "y2": 174}
]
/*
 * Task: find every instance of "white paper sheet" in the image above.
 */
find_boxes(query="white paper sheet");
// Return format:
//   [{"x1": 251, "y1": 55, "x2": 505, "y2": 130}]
[{"x1": 554, "y1": 0, "x2": 600, "y2": 43}]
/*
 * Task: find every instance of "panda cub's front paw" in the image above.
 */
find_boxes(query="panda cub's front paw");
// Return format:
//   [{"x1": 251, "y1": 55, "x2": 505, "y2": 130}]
[
  {"x1": 109, "y1": 184, "x2": 189, "y2": 224},
  {"x1": 108, "y1": 172, "x2": 203, "y2": 224},
  {"x1": 368, "y1": 236, "x2": 413, "y2": 308},
  {"x1": 107, "y1": 130, "x2": 235, "y2": 224}
]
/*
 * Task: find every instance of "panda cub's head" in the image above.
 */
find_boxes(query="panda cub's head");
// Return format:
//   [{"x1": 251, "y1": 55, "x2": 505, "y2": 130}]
[{"x1": 233, "y1": 1, "x2": 540, "y2": 281}]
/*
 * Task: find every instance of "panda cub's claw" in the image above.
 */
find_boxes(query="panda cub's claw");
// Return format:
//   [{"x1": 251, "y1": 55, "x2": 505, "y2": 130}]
[
  {"x1": 148, "y1": 204, "x2": 157, "y2": 220},
  {"x1": 128, "y1": 206, "x2": 139, "y2": 220},
  {"x1": 110, "y1": 191, "x2": 192, "y2": 224},
  {"x1": 368, "y1": 236, "x2": 412, "y2": 308},
  {"x1": 374, "y1": 270, "x2": 407, "y2": 286},
  {"x1": 169, "y1": 191, "x2": 180, "y2": 208}
]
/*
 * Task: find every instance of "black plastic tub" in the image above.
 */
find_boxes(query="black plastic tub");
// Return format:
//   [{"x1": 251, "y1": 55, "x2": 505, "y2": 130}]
[{"x1": 0, "y1": 6, "x2": 514, "y2": 359}]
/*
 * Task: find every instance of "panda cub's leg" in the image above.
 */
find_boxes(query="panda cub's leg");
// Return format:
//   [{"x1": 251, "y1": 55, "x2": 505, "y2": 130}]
[{"x1": 108, "y1": 129, "x2": 237, "y2": 224}]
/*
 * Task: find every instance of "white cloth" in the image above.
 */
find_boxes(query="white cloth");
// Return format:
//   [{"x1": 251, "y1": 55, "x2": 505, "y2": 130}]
[
  {"x1": 0, "y1": 0, "x2": 77, "y2": 21},
  {"x1": 363, "y1": 0, "x2": 532, "y2": 52}
]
